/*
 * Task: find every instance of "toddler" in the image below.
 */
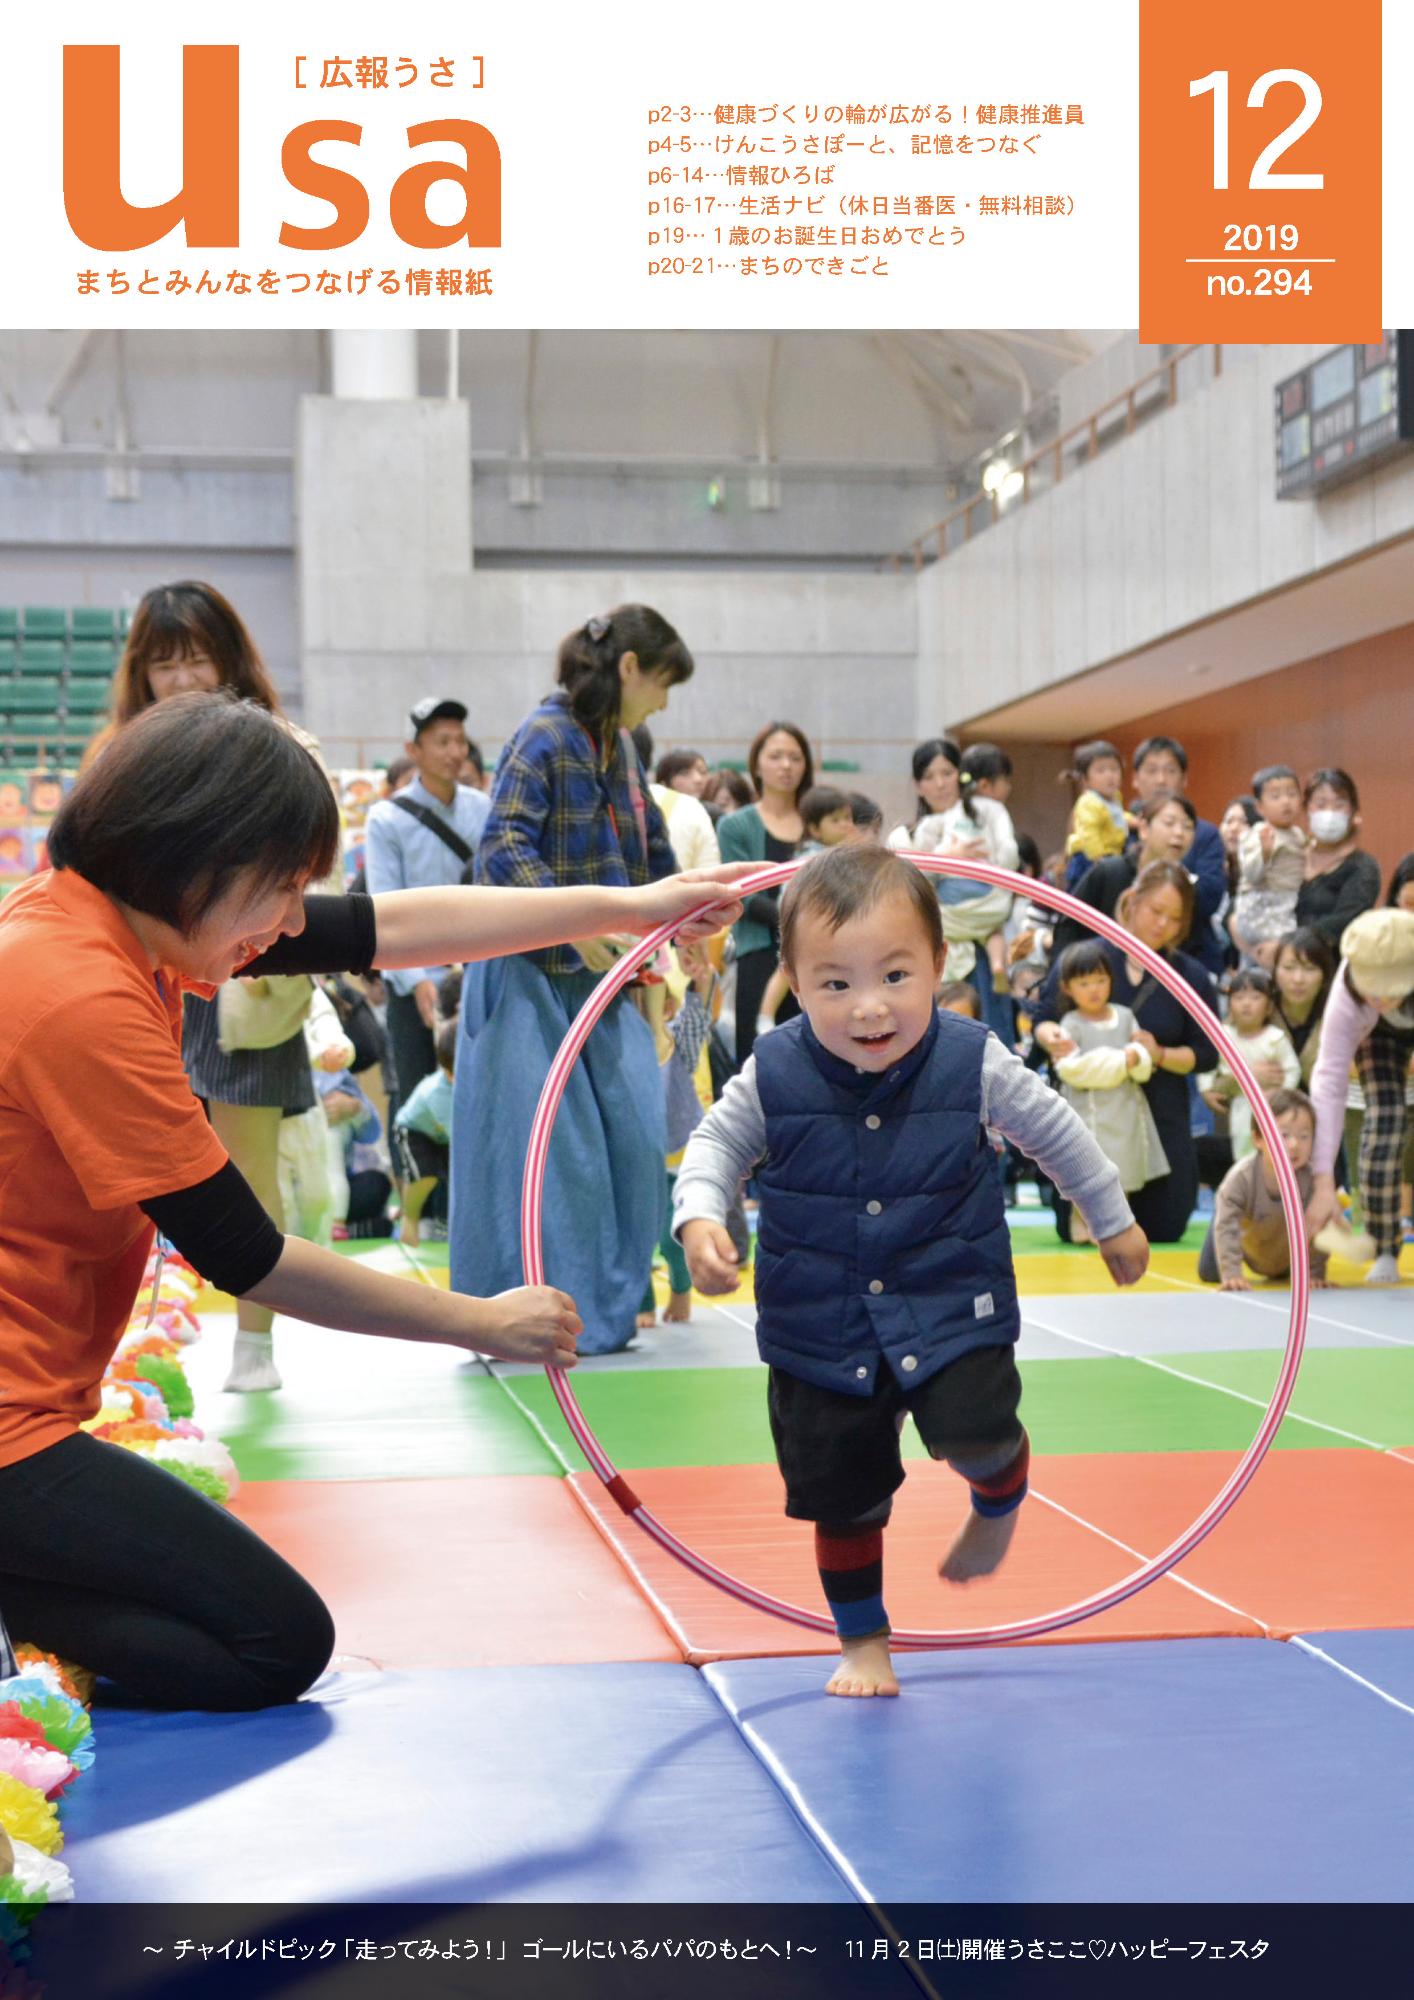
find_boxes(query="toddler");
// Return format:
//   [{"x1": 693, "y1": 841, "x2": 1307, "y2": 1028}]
[
  {"x1": 640, "y1": 939, "x2": 717, "y2": 1326},
  {"x1": 937, "y1": 980, "x2": 981, "y2": 1019},
  {"x1": 846, "y1": 792, "x2": 884, "y2": 843},
  {"x1": 394, "y1": 1017, "x2": 457, "y2": 1245},
  {"x1": 1200, "y1": 968, "x2": 1300, "y2": 1160},
  {"x1": 676, "y1": 847, "x2": 1148, "y2": 1699},
  {"x1": 1052, "y1": 941, "x2": 1169, "y2": 1243},
  {"x1": 757, "y1": 785, "x2": 855, "y2": 1038},
  {"x1": 1231, "y1": 765, "x2": 1307, "y2": 956},
  {"x1": 1063, "y1": 739, "x2": 1136, "y2": 891},
  {"x1": 1198, "y1": 1089, "x2": 1330, "y2": 1289}
]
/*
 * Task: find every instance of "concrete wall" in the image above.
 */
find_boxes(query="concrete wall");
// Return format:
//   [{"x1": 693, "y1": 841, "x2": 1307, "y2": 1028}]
[
  {"x1": 919, "y1": 341, "x2": 1414, "y2": 727},
  {"x1": 295, "y1": 394, "x2": 921, "y2": 818}
]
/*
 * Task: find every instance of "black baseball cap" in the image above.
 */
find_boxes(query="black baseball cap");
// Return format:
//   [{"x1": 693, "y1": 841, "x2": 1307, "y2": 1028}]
[{"x1": 409, "y1": 697, "x2": 468, "y2": 738}]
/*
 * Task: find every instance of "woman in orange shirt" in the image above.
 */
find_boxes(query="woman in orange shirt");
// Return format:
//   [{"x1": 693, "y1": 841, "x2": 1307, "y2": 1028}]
[{"x1": 0, "y1": 693, "x2": 743, "y2": 1708}]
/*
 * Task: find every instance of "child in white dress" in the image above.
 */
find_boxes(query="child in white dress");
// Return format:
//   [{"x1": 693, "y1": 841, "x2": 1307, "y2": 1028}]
[
  {"x1": 1200, "y1": 967, "x2": 1301, "y2": 1159},
  {"x1": 1052, "y1": 941, "x2": 1170, "y2": 1240}
]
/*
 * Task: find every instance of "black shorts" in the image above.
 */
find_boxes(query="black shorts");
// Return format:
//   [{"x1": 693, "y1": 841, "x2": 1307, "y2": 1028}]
[
  {"x1": 768, "y1": 1344, "x2": 1023, "y2": 1523},
  {"x1": 394, "y1": 1127, "x2": 449, "y2": 1184}
]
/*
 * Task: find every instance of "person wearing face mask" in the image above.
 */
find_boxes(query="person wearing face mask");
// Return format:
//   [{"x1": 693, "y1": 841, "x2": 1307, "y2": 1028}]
[
  {"x1": 1308, "y1": 909, "x2": 1414, "y2": 1285},
  {"x1": 1049, "y1": 792, "x2": 1201, "y2": 960},
  {"x1": 1031, "y1": 860, "x2": 1219, "y2": 1243},
  {"x1": 1291, "y1": 769, "x2": 1382, "y2": 963}
]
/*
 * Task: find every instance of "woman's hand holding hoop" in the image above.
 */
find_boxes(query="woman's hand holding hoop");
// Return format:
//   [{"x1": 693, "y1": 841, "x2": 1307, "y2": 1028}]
[
  {"x1": 626, "y1": 863, "x2": 759, "y2": 943},
  {"x1": 473, "y1": 1286, "x2": 583, "y2": 1367}
]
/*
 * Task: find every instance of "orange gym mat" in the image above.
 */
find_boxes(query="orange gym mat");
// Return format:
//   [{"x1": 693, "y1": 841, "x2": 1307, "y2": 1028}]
[
  {"x1": 1039, "y1": 1447, "x2": 1414, "y2": 1638},
  {"x1": 231, "y1": 1474, "x2": 684, "y2": 1669},
  {"x1": 568, "y1": 1448, "x2": 1414, "y2": 1662}
]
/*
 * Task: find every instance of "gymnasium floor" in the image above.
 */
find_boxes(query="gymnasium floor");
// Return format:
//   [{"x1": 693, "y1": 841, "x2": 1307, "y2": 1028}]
[{"x1": 64, "y1": 1209, "x2": 1414, "y2": 1906}]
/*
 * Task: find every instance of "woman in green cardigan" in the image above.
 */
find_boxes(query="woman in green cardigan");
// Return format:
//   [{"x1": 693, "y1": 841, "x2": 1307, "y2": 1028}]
[{"x1": 716, "y1": 719, "x2": 813, "y2": 1068}]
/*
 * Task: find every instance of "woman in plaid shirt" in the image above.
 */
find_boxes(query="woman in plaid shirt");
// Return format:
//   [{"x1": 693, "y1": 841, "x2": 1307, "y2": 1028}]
[{"x1": 449, "y1": 606, "x2": 700, "y2": 1352}]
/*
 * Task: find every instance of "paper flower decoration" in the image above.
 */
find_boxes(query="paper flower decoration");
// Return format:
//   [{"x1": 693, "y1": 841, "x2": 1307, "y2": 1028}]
[
  {"x1": 4, "y1": 1838, "x2": 72, "y2": 1904},
  {"x1": 0, "y1": 1777, "x2": 61, "y2": 1859}
]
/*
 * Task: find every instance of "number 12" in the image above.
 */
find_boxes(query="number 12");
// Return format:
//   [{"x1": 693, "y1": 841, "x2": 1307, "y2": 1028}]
[{"x1": 1189, "y1": 69, "x2": 1324, "y2": 191}]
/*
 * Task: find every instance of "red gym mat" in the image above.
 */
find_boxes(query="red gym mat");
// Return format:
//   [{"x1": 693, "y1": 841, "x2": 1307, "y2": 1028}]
[
  {"x1": 231, "y1": 1474, "x2": 684, "y2": 1668},
  {"x1": 566, "y1": 1457, "x2": 1261, "y2": 1662},
  {"x1": 568, "y1": 1448, "x2": 1414, "y2": 1661},
  {"x1": 1040, "y1": 1447, "x2": 1414, "y2": 1638}
]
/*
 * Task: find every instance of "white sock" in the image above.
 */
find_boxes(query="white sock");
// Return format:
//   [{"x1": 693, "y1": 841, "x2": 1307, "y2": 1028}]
[
  {"x1": 223, "y1": 1330, "x2": 283, "y2": 1393},
  {"x1": 1366, "y1": 1253, "x2": 1402, "y2": 1286},
  {"x1": 756, "y1": 1015, "x2": 777, "y2": 1036}
]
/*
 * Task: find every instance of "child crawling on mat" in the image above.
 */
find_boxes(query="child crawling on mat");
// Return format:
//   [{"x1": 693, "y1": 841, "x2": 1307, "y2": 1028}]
[{"x1": 675, "y1": 846, "x2": 1149, "y2": 1698}]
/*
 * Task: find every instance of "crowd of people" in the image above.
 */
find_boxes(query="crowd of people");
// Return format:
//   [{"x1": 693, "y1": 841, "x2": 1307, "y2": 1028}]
[
  {"x1": 1, "y1": 573, "x2": 1410, "y2": 1710},
  {"x1": 106, "y1": 590, "x2": 1408, "y2": 1344}
]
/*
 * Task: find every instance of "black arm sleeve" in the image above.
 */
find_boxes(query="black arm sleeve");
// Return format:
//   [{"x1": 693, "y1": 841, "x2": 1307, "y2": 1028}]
[
  {"x1": 140, "y1": 1160, "x2": 285, "y2": 1299},
  {"x1": 241, "y1": 894, "x2": 378, "y2": 978},
  {"x1": 742, "y1": 887, "x2": 782, "y2": 933}
]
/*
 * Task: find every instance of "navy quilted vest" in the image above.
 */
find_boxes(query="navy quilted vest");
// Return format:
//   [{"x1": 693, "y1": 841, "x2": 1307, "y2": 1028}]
[{"x1": 752, "y1": 1008, "x2": 1019, "y2": 1395}]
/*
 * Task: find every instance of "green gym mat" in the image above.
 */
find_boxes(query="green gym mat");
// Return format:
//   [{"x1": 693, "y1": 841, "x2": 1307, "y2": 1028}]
[
  {"x1": 219, "y1": 1370, "x2": 565, "y2": 1483},
  {"x1": 1167, "y1": 1347, "x2": 1414, "y2": 1454},
  {"x1": 499, "y1": 1352, "x2": 1336, "y2": 1473}
]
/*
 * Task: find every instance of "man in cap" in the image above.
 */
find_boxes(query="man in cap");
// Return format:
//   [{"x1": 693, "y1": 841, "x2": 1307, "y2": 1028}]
[{"x1": 364, "y1": 698, "x2": 491, "y2": 1121}]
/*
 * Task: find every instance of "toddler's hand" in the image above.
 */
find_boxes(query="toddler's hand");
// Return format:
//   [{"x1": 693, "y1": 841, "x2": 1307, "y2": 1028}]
[
  {"x1": 1220, "y1": 1275, "x2": 1252, "y2": 1292},
  {"x1": 1097, "y1": 1222, "x2": 1149, "y2": 1287},
  {"x1": 681, "y1": 1219, "x2": 740, "y2": 1295},
  {"x1": 577, "y1": 934, "x2": 636, "y2": 974},
  {"x1": 675, "y1": 937, "x2": 713, "y2": 989}
]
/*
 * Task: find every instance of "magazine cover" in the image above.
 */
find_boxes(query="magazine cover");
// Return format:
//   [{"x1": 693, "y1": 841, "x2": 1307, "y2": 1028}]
[{"x1": 1, "y1": 2, "x2": 1411, "y2": 1993}]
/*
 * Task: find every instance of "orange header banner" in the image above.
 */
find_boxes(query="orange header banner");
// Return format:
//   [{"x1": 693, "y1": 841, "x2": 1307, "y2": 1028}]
[{"x1": 1139, "y1": 0, "x2": 1381, "y2": 343}]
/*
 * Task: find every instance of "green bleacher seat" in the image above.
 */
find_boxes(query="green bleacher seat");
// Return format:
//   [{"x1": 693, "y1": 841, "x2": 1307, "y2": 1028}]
[
  {"x1": 4, "y1": 680, "x2": 63, "y2": 713},
  {"x1": 0, "y1": 611, "x2": 18, "y2": 642},
  {"x1": 68, "y1": 641, "x2": 117, "y2": 674},
  {"x1": 63, "y1": 679, "x2": 112, "y2": 716},
  {"x1": 17, "y1": 642, "x2": 65, "y2": 673},
  {"x1": 71, "y1": 608, "x2": 119, "y2": 641},
  {"x1": 22, "y1": 609, "x2": 67, "y2": 641}
]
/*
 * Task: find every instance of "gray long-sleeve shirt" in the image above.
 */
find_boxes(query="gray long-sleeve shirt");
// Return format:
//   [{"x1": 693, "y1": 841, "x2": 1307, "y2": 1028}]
[{"x1": 674, "y1": 1031, "x2": 1135, "y2": 1246}]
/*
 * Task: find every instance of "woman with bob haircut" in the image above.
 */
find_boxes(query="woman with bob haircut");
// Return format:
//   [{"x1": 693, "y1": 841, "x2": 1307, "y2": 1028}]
[
  {"x1": 0, "y1": 691, "x2": 746, "y2": 1710},
  {"x1": 93, "y1": 579, "x2": 340, "y2": 1395}
]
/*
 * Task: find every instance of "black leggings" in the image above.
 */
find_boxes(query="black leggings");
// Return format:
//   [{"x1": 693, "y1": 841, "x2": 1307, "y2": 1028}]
[{"x1": 0, "y1": 1433, "x2": 333, "y2": 1710}]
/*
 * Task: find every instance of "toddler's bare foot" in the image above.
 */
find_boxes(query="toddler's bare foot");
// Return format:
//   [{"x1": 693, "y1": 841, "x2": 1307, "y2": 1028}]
[
  {"x1": 663, "y1": 1289, "x2": 692, "y2": 1323},
  {"x1": 826, "y1": 1633, "x2": 899, "y2": 1698},
  {"x1": 939, "y1": 1508, "x2": 1018, "y2": 1583},
  {"x1": 636, "y1": 1308, "x2": 657, "y2": 1329}
]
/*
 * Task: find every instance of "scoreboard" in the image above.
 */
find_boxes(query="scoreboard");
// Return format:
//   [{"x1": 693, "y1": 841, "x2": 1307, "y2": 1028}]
[{"x1": 1275, "y1": 334, "x2": 1414, "y2": 499}]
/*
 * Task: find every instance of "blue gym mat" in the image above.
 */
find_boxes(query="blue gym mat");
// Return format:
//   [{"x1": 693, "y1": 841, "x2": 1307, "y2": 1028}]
[
  {"x1": 705, "y1": 1637, "x2": 1414, "y2": 1903},
  {"x1": 1293, "y1": 1626, "x2": 1414, "y2": 1710},
  {"x1": 65, "y1": 1666, "x2": 851, "y2": 1904}
]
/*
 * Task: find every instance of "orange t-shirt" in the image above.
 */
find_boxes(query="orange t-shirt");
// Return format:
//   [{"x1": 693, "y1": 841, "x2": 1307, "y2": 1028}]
[{"x1": 0, "y1": 867, "x2": 229, "y2": 1467}]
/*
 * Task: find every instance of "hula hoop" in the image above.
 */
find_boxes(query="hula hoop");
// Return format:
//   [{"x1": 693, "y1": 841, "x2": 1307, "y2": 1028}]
[{"x1": 520, "y1": 856, "x2": 1309, "y2": 1649}]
